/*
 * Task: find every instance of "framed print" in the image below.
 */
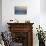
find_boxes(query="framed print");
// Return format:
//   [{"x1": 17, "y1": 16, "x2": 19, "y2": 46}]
[{"x1": 14, "y1": 6, "x2": 27, "y2": 15}]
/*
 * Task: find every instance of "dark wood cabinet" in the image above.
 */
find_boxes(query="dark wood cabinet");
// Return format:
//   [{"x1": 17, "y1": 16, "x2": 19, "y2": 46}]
[{"x1": 7, "y1": 23, "x2": 34, "y2": 46}]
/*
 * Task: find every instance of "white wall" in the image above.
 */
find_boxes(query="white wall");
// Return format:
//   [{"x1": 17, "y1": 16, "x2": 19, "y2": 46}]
[
  {"x1": 2, "y1": 0, "x2": 46, "y2": 46},
  {"x1": 40, "y1": 0, "x2": 46, "y2": 13},
  {"x1": 0, "y1": 0, "x2": 2, "y2": 32},
  {"x1": 2, "y1": 0, "x2": 40, "y2": 31},
  {"x1": 40, "y1": 0, "x2": 46, "y2": 31}
]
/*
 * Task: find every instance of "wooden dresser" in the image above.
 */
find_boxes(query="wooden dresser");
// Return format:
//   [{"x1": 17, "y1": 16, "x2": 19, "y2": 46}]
[{"x1": 7, "y1": 23, "x2": 34, "y2": 46}]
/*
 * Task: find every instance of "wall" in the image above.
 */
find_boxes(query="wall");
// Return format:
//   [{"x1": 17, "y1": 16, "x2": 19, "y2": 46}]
[
  {"x1": 40, "y1": 0, "x2": 46, "y2": 31},
  {"x1": 40, "y1": 0, "x2": 46, "y2": 13},
  {"x1": 2, "y1": 0, "x2": 40, "y2": 31},
  {"x1": 2, "y1": 0, "x2": 46, "y2": 46},
  {"x1": 0, "y1": 0, "x2": 2, "y2": 32}
]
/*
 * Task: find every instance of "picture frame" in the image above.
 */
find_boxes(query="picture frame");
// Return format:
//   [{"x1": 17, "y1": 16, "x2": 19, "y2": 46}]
[{"x1": 14, "y1": 6, "x2": 27, "y2": 15}]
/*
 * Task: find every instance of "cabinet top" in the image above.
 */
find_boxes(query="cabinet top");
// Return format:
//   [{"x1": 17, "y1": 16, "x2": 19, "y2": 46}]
[{"x1": 7, "y1": 23, "x2": 34, "y2": 25}]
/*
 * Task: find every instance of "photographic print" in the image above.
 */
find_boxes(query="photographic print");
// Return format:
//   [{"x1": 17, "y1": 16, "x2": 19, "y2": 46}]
[{"x1": 14, "y1": 6, "x2": 27, "y2": 15}]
